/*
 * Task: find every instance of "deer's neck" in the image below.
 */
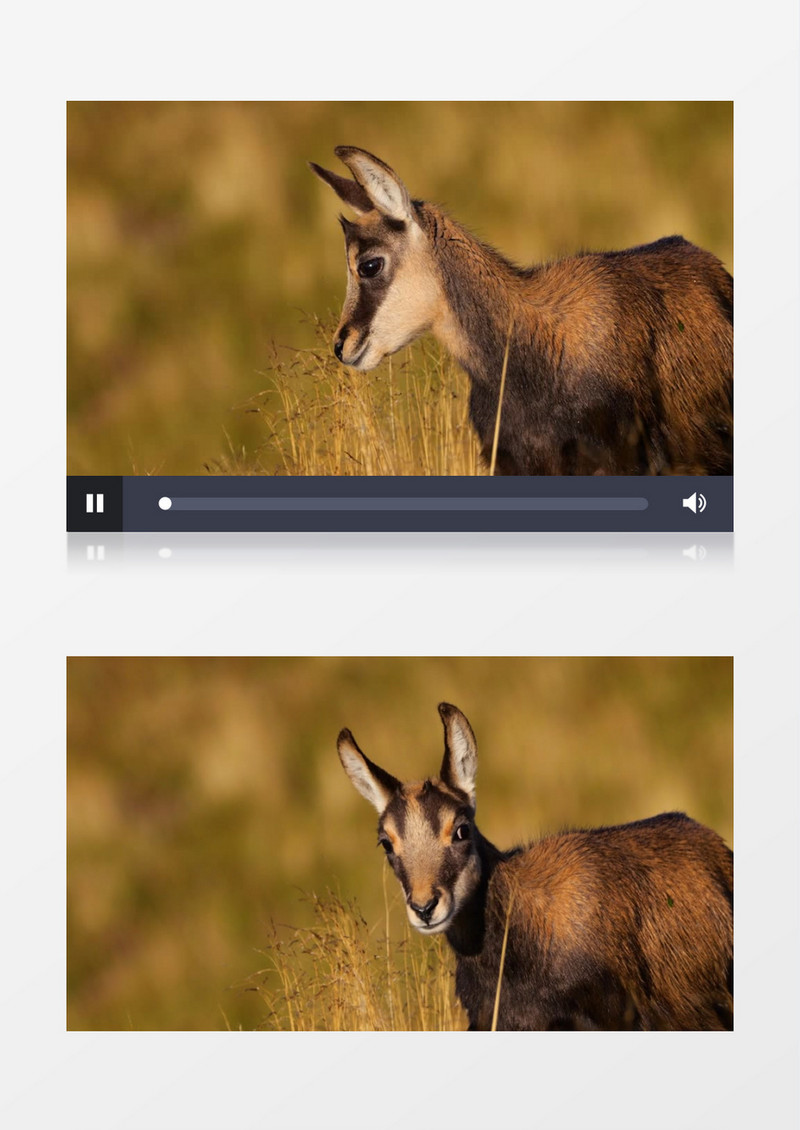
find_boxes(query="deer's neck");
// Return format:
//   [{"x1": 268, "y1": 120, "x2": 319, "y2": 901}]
[
  {"x1": 420, "y1": 204, "x2": 541, "y2": 389},
  {"x1": 445, "y1": 830, "x2": 509, "y2": 958}
]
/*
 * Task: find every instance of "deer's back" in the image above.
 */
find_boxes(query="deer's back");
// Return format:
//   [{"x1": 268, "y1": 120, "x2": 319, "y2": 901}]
[
  {"x1": 456, "y1": 813, "x2": 733, "y2": 1030},
  {"x1": 494, "y1": 236, "x2": 733, "y2": 474}
]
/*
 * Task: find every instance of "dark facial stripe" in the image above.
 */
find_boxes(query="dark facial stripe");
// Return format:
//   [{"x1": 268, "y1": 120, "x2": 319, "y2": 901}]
[
  {"x1": 348, "y1": 235, "x2": 389, "y2": 258},
  {"x1": 382, "y1": 791, "x2": 407, "y2": 838},
  {"x1": 392, "y1": 852, "x2": 409, "y2": 892},
  {"x1": 345, "y1": 269, "x2": 391, "y2": 337}
]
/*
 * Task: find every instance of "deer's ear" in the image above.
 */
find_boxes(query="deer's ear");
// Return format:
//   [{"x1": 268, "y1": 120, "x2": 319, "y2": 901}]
[
  {"x1": 333, "y1": 147, "x2": 413, "y2": 224},
  {"x1": 337, "y1": 728, "x2": 400, "y2": 813},
  {"x1": 438, "y1": 704, "x2": 477, "y2": 807},
  {"x1": 309, "y1": 161, "x2": 374, "y2": 215}
]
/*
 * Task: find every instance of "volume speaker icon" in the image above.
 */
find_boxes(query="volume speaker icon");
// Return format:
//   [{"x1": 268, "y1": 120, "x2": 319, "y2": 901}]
[{"x1": 682, "y1": 492, "x2": 707, "y2": 514}]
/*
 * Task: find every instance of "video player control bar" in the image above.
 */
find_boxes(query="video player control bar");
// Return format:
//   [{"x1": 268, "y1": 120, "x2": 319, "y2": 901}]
[{"x1": 66, "y1": 475, "x2": 733, "y2": 531}]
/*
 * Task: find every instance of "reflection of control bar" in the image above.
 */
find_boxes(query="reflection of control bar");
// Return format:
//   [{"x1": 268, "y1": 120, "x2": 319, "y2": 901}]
[{"x1": 159, "y1": 496, "x2": 649, "y2": 512}]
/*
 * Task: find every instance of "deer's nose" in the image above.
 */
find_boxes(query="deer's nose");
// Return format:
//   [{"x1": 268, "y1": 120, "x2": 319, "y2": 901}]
[
  {"x1": 409, "y1": 895, "x2": 439, "y2": 924},
  {"x1": 333, "y1": 336, "x2": 344, "y2": 361}
]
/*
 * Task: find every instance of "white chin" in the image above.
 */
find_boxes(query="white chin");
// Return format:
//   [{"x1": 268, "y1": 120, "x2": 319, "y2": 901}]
[
  {"x1": 408, "y1": 912, "x2": 453, "y2": 935},
  {"x1": 347, "y1": 349, "x2": 382, "y2": 372}
]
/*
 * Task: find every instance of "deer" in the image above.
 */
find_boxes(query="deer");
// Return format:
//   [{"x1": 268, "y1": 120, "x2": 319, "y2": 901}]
[
  {"x1": 337, "y1": 702, "x2": 733, "y2": 1031},
  {"x1": 310, "y1": 147, "x2": 733, "y2": 475}
]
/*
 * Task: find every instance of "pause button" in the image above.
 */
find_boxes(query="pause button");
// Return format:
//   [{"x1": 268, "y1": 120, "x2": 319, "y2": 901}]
[{"x1": 67, "y1": 478, "x2": 122, "y2": 531}]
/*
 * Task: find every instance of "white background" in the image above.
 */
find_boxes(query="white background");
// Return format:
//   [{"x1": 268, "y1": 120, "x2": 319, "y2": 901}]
[{"x1": 3, "y1": 2, "x2": 799, "y2": 1127}]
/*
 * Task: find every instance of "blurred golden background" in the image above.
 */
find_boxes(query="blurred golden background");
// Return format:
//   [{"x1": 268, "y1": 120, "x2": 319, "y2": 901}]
[
  {"x1": 67, "y1": 656, "x2": 732, "y2": 1030},
  {"x1": 67, "y1": 102, "x2": 732, "y2": 475}
]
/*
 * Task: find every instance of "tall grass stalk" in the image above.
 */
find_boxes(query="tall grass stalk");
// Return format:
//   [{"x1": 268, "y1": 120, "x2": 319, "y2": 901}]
[
  {"x1": 489, "y1": 318, "x2": 513, "y2": 476},
  {"x1": 491, "y1": 887, "x2": 516, "y2": 1032}
]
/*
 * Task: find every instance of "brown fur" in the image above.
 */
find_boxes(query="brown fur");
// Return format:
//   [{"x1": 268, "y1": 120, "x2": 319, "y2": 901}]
[
  {"x1": 456, "y1": 814, "x2": 733, "y2": 1030},
  {"x1": 416, "y1": 207, "x2": 733, "y2": 474}
]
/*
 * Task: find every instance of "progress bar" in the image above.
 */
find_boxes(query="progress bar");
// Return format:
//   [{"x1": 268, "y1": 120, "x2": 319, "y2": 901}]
[{"x1": 158, "y1": 496, "x2": 649, "y2": 512}]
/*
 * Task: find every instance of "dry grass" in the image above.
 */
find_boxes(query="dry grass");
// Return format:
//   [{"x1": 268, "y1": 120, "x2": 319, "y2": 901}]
[
  {"x1": 250, "y1": 887, "x2": 468, "y2": 1031},
  {"x1": 248, "y1": 316, "x2": 482, "y2": 476}
]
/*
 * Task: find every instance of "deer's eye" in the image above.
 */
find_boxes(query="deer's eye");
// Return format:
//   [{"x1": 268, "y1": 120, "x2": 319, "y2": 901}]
[
  {"x1": 453, "y1": 823, "x2": 471, "y2": 843},
  {"x1": 378, "y1": 836, "x2": 394, "y2": 855},
  {"x1": 358, "y1": 257, "x2": 384, "y2": 279}
]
